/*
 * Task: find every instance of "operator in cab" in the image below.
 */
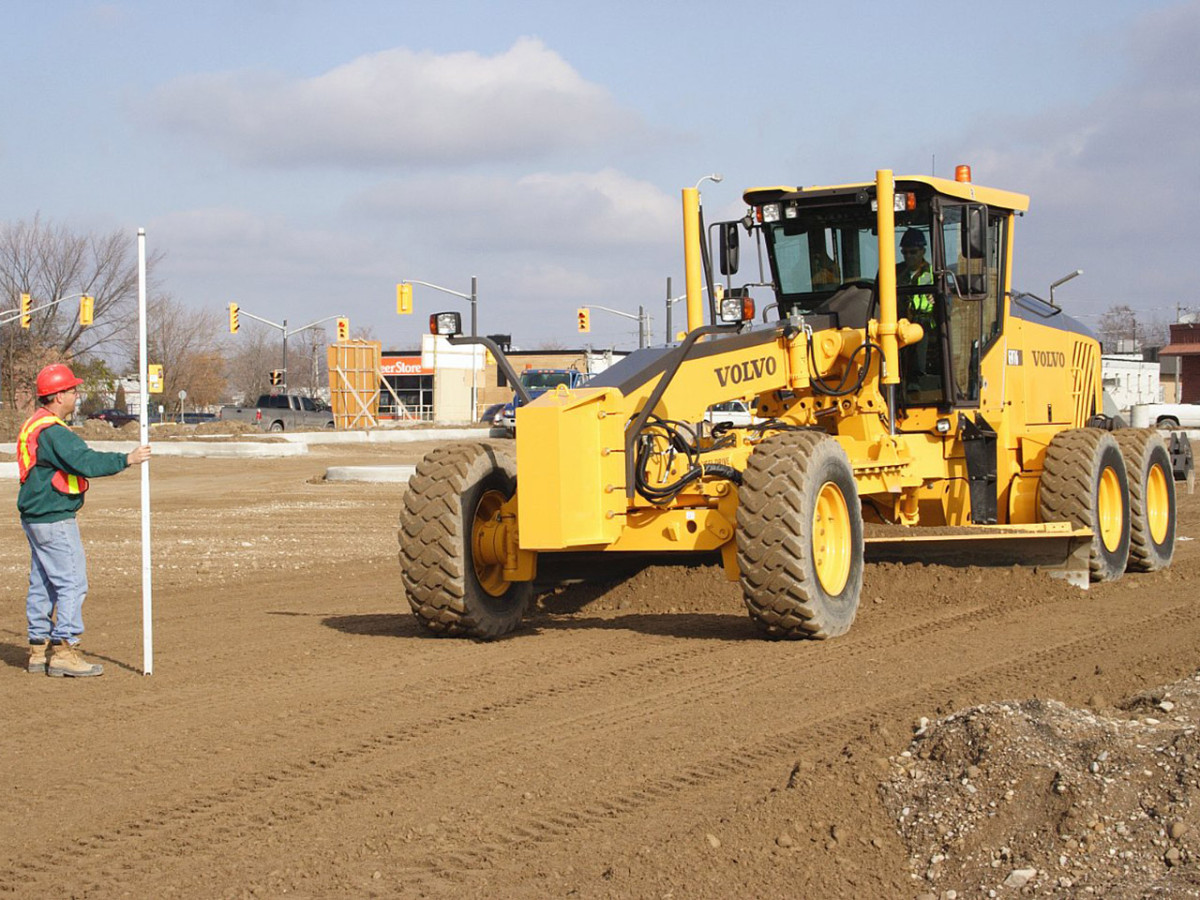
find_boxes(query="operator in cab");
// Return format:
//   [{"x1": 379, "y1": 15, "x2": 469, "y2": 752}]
[{"x1": 897, "y1": 228, "x2": 938, "y2": 394}]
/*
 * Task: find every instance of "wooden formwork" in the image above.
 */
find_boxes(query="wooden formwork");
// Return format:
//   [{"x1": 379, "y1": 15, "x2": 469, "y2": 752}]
[
  {"x1": 327, "y1": 341, "x2": 382, "y2": 430},
  {"x1": 327, "y1": 340, "x2": 419, "y2": 429}
]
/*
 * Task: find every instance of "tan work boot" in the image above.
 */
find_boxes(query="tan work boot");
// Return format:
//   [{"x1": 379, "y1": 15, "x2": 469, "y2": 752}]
[
  {"x1": 47, "y1": 642, "x2": 104, "y2": 678},
  {"x1": 27, "y1": 641, "x2": 48, "y2": 675}
]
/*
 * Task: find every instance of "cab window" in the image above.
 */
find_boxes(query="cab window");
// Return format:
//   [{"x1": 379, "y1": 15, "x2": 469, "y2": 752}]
[{"x1": 939, "y1": 207, "x2": 1005, "y2": 404}]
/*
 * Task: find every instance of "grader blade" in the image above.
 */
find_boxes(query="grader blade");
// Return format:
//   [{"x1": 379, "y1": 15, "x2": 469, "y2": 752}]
[{"x1": 863, "y1": 523, "x2": 1093, "y2": 589}]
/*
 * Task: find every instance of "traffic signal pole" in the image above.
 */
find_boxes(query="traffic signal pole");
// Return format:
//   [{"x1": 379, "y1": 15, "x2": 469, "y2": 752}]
[
  {"x1": 228, "y1": 308, "x2": 345, "y2": 391},
  {"x1": 580, "y1": 304, "x2": 650, "y2": 348},
  {"x1": 2, "y1": 292, "x2": 95, "y2": 327}
]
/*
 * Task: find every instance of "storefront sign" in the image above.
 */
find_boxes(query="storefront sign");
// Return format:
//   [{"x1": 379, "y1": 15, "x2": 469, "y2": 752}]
[{"x1": 381, "y1": 356, "x2": 433, "y2": 376}]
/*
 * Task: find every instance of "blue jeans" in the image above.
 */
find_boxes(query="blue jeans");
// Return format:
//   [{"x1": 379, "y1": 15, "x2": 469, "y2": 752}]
[{"x1": 22, "y1": 519, "x2": 89, "y2": 645}]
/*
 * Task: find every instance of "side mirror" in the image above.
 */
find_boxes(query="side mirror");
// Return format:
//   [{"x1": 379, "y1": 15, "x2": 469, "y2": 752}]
[
  {"x1": 718, "y1": 222, "x2": 740, "y2": 275},
  {"x1": 953, "y1": 204, "x2": 989, "y2": 299},
  {"x1": 963, "y1": 204, "x2": 987, "y2": 258}
]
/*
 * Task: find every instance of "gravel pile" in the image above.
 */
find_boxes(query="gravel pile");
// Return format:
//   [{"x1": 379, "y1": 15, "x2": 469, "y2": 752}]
[{"x1": 881, "y1": 673, "x2": 1200, "y2": 898}]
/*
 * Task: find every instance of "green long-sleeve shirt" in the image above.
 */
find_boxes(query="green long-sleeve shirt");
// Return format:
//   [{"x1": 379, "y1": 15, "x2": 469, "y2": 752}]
[{"x1": 18, "y1": 423, "x2": 129, "y2": 523}]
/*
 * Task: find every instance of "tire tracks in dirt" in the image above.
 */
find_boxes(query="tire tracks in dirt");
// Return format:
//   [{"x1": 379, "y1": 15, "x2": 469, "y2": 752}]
[{"x1": 1, "y1": 573, "x2": 1191, "y2": 895}]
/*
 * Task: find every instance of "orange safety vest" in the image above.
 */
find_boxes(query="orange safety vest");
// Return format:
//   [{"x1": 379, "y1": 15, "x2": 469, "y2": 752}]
[{"x1": 17, "y1": 409, "x2": 89, "y2": 495}]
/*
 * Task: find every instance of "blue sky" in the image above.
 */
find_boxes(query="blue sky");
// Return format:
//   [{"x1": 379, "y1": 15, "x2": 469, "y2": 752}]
[{"x1": 2, "y1": 0, "x2": 1195, "y2": 350}]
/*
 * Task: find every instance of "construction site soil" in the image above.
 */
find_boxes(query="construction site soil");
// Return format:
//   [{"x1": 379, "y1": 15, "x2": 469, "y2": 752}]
[{"x1": 0, "y1": 436, "x2": 1196, "y2": 899}]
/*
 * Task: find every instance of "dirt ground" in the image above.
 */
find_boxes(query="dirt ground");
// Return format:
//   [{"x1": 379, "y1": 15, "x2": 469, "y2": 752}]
[{"x1": 0, "y1": 437, "x2": 1196, "y2": 899}]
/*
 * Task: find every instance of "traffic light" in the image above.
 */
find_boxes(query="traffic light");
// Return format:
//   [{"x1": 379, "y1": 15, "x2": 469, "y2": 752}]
[
  {"x1": 336, "y1": 317, "x2": 349, "y2": 341},
  {"x1": 269, "y1": 369, "x2": 283, "y2": 386},
  {"x1": 228, "y1": 302, "x2": 240, "y2": 333},
  {"x1": 396, "y1": 283, "x2": 413, "y2": 315},
  {"x1": 20, "y1": 293, "x2": 31, "y2": 329},
  {"x1": 576, "y1": 307, "x2": 590, "y2": 333},
  {"x1": 79, "y1": 295, "x2": 94, "y2": 326}
]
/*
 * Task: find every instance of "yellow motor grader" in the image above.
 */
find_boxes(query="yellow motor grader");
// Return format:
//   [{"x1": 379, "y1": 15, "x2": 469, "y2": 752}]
[{"x1": 399, "y1": 168, "x2": 1179, "y2": 640}]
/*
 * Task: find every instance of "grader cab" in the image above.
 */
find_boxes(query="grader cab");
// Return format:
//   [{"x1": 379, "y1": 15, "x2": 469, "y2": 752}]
[{"x1": 399, "y1": 168, "x2": 1180, "y2": 640}]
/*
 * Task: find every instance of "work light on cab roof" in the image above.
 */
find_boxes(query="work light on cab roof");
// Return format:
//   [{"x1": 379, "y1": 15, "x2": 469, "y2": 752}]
[{"x1": 430, "y1": 311, "x2": 461, "y2": 336}]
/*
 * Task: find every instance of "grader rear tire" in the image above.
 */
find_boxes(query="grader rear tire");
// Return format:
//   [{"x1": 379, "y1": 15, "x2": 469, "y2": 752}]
[
  {"x1": 1114, "y1": 428, "x2": 1175, "y2": 572},
  {"x1": 736, "y1": 432, "x2": 863, "y2": 639},
  {"x1": 1038, "y1": 428, "x2": 1130, "y2": 582},
  {"x1": 398, "y1": 442, "x2": 531, "y2": 639}
]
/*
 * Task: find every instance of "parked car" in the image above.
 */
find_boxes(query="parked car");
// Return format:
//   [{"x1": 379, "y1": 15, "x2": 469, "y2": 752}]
[
  {"x1": 178, "y1": 412, "x2": 217, "y2": 425},
  {"x1": 87, "y1": 408, "x2": 137, "y2": 428},
  {"x1": 704, "y1": 400, "x2": 756, "y2": 428}
]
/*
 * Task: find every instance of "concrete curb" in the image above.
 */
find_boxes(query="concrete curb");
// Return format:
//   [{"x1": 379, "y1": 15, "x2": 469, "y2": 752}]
[
  {"x1": 193, "y1": 427, "x2": 491, "y2": 445},
  {"x1": 0, "y1": 427, "x2": 498, "y2": 474},
  {"x1": 0, "y1": 440, "x2": 308, "y2": 460},
  {"x1": 324, "y1": 465, "x2": 416, "y2": 483}
]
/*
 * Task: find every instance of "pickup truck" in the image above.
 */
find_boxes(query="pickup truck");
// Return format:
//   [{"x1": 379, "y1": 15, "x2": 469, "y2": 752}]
[
  {"x1": 494, "y1": 369, "x2": 589, "y2": 435},
  {"x1": 1129, "y1": 402, "x2": 1200, "y2": 429},
  {"x1": 217, "y1": 394, "x2": 335, "y2": 432}
]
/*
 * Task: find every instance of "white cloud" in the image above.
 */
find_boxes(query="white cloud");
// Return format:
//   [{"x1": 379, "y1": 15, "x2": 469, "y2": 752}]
[
  {"x1": 150, "y1": 206, "x2": 391, "y2": 292},
  {"x1": 948, "y1": 1, "x2": 1200, "y2": 314},
  {"x1": 145, "y1": 37, "x2": 643, "y2": 168},
  {"x1": 352, "y1": 168, "x2": 679, "y2": 252}
]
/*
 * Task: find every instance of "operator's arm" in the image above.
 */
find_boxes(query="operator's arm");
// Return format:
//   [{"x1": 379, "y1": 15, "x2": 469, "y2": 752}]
[{"x1": 37, "y1": 425, "x2": 138, "y2": 478}]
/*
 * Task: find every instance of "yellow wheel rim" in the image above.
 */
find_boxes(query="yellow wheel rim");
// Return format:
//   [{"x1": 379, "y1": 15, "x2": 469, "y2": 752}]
[
  {"x1": 471, "y1": 490, "x2": 509, "y2": 597},
  {"x1": 1146, "y1": 463, "x2": 1170, "y2": 545},
  {"x1": 812, "y1": 481, "x2": 852, "y2": 596},
  {"x1": 1097, "y1": 466, "x2": 1123, "y2": 552}
]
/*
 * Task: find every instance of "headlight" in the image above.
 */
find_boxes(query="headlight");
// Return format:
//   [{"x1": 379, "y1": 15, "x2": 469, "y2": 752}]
[
  {"x1": 718, "y1": 293, "x2": 755, "y2": 324},
  {"x1": 429, "y1": 311, "x2": 461, "y2": 336}
]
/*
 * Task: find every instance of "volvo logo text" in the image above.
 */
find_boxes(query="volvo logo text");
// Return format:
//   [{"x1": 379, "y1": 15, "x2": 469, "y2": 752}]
[
  {"x1": 714, "y1": 356, "x2": 777, "y2": 387},
  {"x1": 1030, "y1": 350, "x2": 1066, "y2": 367}
]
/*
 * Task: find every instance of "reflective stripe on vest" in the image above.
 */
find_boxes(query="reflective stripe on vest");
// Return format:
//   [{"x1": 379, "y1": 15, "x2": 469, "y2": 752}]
[
  {"x1": 17, "y1": 410, "x2": 90, "y2": 495},
  {"x1": 902, "y1": 265, "x2": 935, "y2": 314}
]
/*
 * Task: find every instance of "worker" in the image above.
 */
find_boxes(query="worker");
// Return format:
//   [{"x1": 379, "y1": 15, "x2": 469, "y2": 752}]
[
  {"x1": 897, "y1": 228, "x2": 934, "y2": 314},
  {"x1": 810, "y1": 242, "x2": 841, "y2": 289},
  {"x1": 17, "y1": 363, "x2": 151, "y2": 677},
  {"x1": 896, "y1": 228, "x2": 938, "y2": 390}
]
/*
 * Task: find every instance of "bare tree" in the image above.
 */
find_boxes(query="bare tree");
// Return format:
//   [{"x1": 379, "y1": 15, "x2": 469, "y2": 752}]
[
  {"x1": 123, "y1": 296, "x2": 227, "y2": 412},
  {"x1": 289, "y1": 326, "x2": 330, "y2": 398},
  {"x1": 0, "y1": 216, "x2": 158, "y2": 407},
  {"x1": 1098, "y1": 304, "x2": 1143, "y2": 351},
  {"x1": 224, "y1": 329, "x2": 275, "y2": 404}
]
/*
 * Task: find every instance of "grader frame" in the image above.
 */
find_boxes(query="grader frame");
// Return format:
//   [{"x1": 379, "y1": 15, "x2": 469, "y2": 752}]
[{"x1": 399, "y1": 168, "x2": 1178, "y2": 640}]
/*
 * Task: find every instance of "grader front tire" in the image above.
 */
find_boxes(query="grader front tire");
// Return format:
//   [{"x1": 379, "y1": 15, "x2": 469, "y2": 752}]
[
  {"x1": 736, "y1": 432, "x2": 864, "y2": 640},
  {"x1": 398, "y1": 442, "x2": 531, "y2": 639},
  {"x1": 1114, "y1": 428, "x2": 1176, "y2": 572},
  {"x1": 1038, "y1": 429, "x2": 1130, "y2": 582}
]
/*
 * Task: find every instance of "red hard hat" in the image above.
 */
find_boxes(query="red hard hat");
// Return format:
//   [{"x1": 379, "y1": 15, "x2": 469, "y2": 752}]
[{"x1": 36, "y1": 363, "x2": 83, "y2": 397}]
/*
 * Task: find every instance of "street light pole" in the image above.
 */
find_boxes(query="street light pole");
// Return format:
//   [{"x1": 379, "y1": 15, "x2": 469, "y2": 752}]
[
  {"x1": 470, "y1": 275, "x2": 478, "y2": 338},
  {"x1": 665, "y1": 277, "x2": 672, "y2": 343},
  {"x1": 401, "y1": 277, "x2": 480, "y2": 420},
  {"x1": 1049, "y1": 269, "x2": 1083, "y2": 307}
]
